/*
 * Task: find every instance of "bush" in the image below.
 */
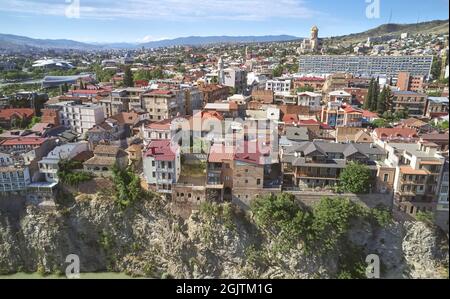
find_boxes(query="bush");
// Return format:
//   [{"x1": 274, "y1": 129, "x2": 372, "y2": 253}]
[
  {"x1": 416, "y1": 211, "x2": 435, "y2": 225},
  {"x1": 367, "y1": 206, "x2": 393, "y2": 227},
  {"x1": 58, "y1": 160, "x2": 93, "y2": 186}
]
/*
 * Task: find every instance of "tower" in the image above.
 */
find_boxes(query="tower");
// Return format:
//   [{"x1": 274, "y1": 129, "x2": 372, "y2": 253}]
[
  {"x1": 218, "y1": 56, "x2": 225, "y2": 85},
  {"x1": 310, "y1": 25, "x2": 319, "y2": 52}
]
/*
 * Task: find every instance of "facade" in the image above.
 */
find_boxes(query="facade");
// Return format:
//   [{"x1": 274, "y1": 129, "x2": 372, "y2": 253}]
[
  {"x1": 54, "y1": 102, "x2": 105, "y2": 135},
  {"x1": 142, "y1": 89, "x2": 186, "y2": 121},
  {"x1": 198, "y1": 84, "x2": 229, "y2": 105},
  {"x1": 397, "y1": 72, "x2": 425, "y2": 92},
  {"x1": 297, "y1": 92, "x2": 322, "y2": 112},
  {"x1": 378, "y1": 141, "x2": 445, "y2": 216},
  {"x1": 143, "y1": 140, "x2": 181, "y2": 195},
  {"x1": 392, "y1": 91, "x2": 428, "y2": 116},
  {"x1": 298, "y1": 55, "x2": 433, "y2": 78},
  {"x1": 435, "y1": 159, "x2": 449, "y2": 231},
  {"x1": 293, "y1": 77, "x2": 325, "y2": 91},
  {"x1": 321, "y1": 103, "x2": 363, "y2": 128},
  {"x1": 281, "y1": 141, "x2": 386, "y2": 190},
  {"x1": 222, "y1": 68, "x2": 247, "y2": 94},
  {"x1": 0, "y1": 161, "x2": 31, "y2": 193},
  {"x1": 265, "y1": 78, "x2": 292, "y2": 92}
]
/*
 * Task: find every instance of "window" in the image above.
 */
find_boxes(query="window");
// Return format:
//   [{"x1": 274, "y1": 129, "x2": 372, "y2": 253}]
[
  {"x1": 383, "y1": 174, "x2": 389, "y2": 182},
  {"x1": 245, "y1": 179, "x2": 248, "y2": 184},
  {"x1": 168, "y1": 162, "x2": 172, "y2": 169},
  {"x1": 257, "y1": 179, "x2": 261, "y2": 185},
  {"x1": 152, "y1": 172, "x2": 156, "y2": 178},
  {"x1": 152, "y1": 161, "x2": 155, "y2": 167}
]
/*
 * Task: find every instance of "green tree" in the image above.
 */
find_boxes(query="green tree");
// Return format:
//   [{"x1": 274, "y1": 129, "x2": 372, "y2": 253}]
[
  {"x1": 27, "y1": 116, "x2": 41, "y2": 129},
  {"x1": 363, "y1": 78, "x2": 374, "y2": 110},
  {"x1": 377, "y1": 86, "x2": 392, "y2": 115},
  {"x1": 370, "y1": 79, "x2": 379, "y2": 112},
  {"x1": 371, "y1": 118, "x2": 389, "y2": 128},
  {"x1": 339, "y1": 162, "x2": 373, "y2": 194},
  {"x1": 123, "y1": 66, "x2": 134, "y2": 87},
  {"x1": 431, "y1": 55, "x2": 442, "y2": 80},
  {"x1": 272, "y1": 65, "x2": 284, "y2": 77},
  {"x1": 296, "y1": 85, "x2": 314, "y2": 93},
  {"x1": 112, "y1": 165, "x2": 145, "y2": 209}
]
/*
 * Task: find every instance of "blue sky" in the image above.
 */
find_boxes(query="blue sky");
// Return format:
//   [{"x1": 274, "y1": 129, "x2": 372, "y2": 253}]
[{"x1": 0, "y1": 0, "x2": 448, "y2": 43}]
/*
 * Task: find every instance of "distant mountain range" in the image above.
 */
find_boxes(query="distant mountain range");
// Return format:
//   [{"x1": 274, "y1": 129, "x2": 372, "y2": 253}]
[{"x1": 0, "y1": 19, "x2": 448, "y2": 51}]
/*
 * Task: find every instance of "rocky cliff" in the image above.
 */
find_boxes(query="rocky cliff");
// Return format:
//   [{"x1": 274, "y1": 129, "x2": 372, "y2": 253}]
[{"x1": 0, "y1": 193, "x2": 448, "y2": 279}]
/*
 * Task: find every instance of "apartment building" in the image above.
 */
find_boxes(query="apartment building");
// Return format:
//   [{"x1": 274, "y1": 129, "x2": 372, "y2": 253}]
[
  {"x1": 397, "y1": 72, "x2": 425, "y2": 92},
  {"x1": 0, "y1": 137, "x2": 50, "y2": 154},
  {"x1": 281, "y1": 141, "x2": 386, "y2": 190},
  {"x1": 38, "y1": 142, "x2": 89, "y2": 183},
  {"x1": 371, "y1": 128, "x2": 419, "y2": 143},
  {"x1": 0, "y1": 153, "x2": 31, "y2": 193},
  {"x1": 142, "y1": 89, "x2": 186, "y2": 121},
  {"x1": 222, "y1": 68, "x2": 247, "y2": 94},
  {"x1": 377, "y1": 140, "x2": 445, "y2": 216},
  {"x1": 321, "y1": 102, "x2": 363, "y2": 128},
  {"x1": 265, "y1": 78, "x2": 292, "y2": 92},
  {"x1": 298, "y1": 55, "x2": 433, "y2": 78},
  {"x1": 51, "y1": 101, "x2": 105, "y2": 135},
  {"x1": 143, "y1": 140, "x2": 181, "y2": 195},
  {"x1": 391, "y1": 91, "x2": 428, "y2": 116},
  {"x1": 141, "y1": 117, "x2": 188, "y2": 146},
  {"x1": 183, "y1": 86, "x2": 204, "y2": 115},
  {"x1": 292, "y1": 77, "x2": 325, "y2": 91}
]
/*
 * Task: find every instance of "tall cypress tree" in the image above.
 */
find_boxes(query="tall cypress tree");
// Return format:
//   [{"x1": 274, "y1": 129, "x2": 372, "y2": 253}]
[
  {"x1": 123, "y1": 66, "x2": 134, "y2": 87},
  {"x1": 370, "y1": 79, "x2": 379, "y2": 112},
  {"x1": 385, "y1": 86, "x2": 393, "y2": 113},
  {"x1": 377, "y1": 86, "x2": 386, "y2": 114},
  {"x1": 364, "y1": 78, "x2": 374, "y2": 110}
]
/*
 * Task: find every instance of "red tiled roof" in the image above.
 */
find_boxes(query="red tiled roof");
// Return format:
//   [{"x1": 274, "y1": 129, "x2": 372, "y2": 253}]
[
  {"x1": 374, "y1": 128, "x2": 418, "y2": 138},
  {"x1": 282, "y1": 114, "x2": 299, "y2": 124},
  {"x1": 0, "y1": 108, "x2": 34, "y2": 120},
  {"x1": 343, "y1": 106, "x2": 363, "y2": 114},
  {"x1": 145, "y1": 140, "x2": 178, "y2": 161},
  {"x1": 69, "y1": 90, "x2": 103, "y2": 95},
  {"x1": 294, "y1": 77, "x2": 325, "y2": 82},
  {"x1": 146, "y1": 89, "x2": 173, "y2": 96},
  {"x1": 362, "y1": 110, "x2": 379, "y2": 118},
  {"x1": 208, "y1": 144, "x2": 235, "y2": 162},
  {"x1": 0, "y1": 137, "x2": 47, "y2": 146},
  {"x1": 298, "y1": 119, "x2": 320, "y2": 125},
  {"x1": 233, "y1": 141, "x2": 269, "y2": 165},
  {"x1": 147, "y1": 119, "x2": 172, "y2": 130}
]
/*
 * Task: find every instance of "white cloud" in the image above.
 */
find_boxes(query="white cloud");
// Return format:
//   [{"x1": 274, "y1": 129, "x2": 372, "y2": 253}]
[
  {"x1": 0, "y1": 0, "x2": 319, "y2": 21},
  {"x1": 138, "y1": 35, "x2": 169, "y2": 43}
]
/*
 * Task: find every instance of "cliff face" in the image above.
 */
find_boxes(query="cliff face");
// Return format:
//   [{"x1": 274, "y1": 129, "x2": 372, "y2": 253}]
[{"x1": 0, "y1": 195, "x2": 448, "y2": 279}]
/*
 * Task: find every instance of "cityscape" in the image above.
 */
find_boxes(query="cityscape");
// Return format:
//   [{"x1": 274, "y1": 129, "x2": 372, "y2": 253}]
[{"x1": 0, "y1": 0, "x2": 449, "y2": 284}]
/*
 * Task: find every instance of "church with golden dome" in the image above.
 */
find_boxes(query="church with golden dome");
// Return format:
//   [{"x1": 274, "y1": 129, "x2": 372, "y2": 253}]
[{"x1": 298, "y1": 25, "x2": 321, "y2": 54}]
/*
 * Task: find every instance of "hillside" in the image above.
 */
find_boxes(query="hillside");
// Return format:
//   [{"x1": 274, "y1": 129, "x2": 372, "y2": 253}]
[{"x1": 327, "y1": 19, "x2": 449, "y2": 45}]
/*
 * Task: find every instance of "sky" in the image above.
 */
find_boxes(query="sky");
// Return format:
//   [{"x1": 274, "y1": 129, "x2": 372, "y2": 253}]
[{"x1": 0, "y1": 0, "x2": 448, "y2": 43}]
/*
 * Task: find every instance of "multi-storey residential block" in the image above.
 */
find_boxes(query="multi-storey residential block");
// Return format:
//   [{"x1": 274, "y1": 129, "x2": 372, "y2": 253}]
[
  {"x1": 222, "y1": 68, "x2": 247, "y2": 94},
  {"x1": 391, "y1": 91, "x2": 428, "y2": 116},
  {"x1": 143, "y1": 140, "x2": 181, "y2": 195},
  {"x1": 0, "y1": 153, "x2": 31, "y2": 193},
  {"x1": 141, "y1": 117, "x2": 187, "y2": 146},
  {"x1": 281, "y1": 141, "x2": 386, "y2": 190},
  {"x1": 397, "y1": 72, "x2": 425, "y2": 92},
  {"x1": 265, "y1": 78, "x2": 291, "y2": 92},
  {"x1": 371, "y1": 127, "x2": 419, "y2": 143},
  {"x1": 51, "y1": 101, "x2": 105, "y2": 135},
  {"x1": 298, "y1": 55, "x2": 433, "y2": 78},
  {"x1": 321, "y1": 102, "x2": 363, "y2": 128},
  {"x1": 377, "y1": 140, "x2": 445, "y2": 216},
  {"x1": 292, "y1": 76, "x2": 325, "y2": 91},
  {"x1": 38, "y1": 142, "x2": 89, "y2": 183},
  {"x1": 142, "y1": 89, "x2": 185, "y2": 121}
]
